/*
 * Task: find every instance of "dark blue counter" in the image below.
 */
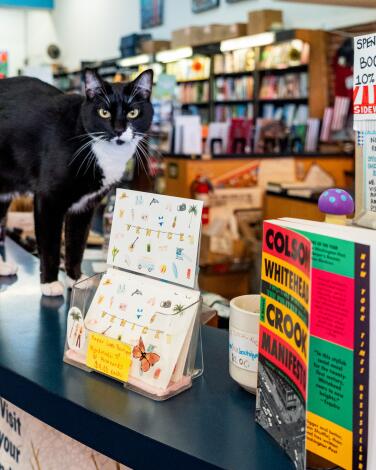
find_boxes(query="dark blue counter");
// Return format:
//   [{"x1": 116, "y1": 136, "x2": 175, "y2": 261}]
[{"x1": 0, "y1": 238, "x2": 293, "y2": 470}]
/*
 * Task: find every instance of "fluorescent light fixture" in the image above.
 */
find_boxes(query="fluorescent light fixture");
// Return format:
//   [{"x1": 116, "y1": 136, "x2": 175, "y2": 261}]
[
  {"x1": 156, "y1": 47, "x2": 193, "y2": 63},
  {"x1": 220, "y1": 32, "x2": 276, "y2": 52},
  {"x1": 118, "y1": 54, "x2": 152, "y2": 67}
]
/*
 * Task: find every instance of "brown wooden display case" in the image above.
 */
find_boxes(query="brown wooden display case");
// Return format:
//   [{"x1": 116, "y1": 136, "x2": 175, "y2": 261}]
[{"x1": 164, "y1": 153, "x2": 354, "y2": 199}]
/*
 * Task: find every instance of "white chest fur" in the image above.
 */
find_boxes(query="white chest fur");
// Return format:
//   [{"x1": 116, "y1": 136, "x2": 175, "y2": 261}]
[
  {"x1": 69, "y1": 134, "x2": 139, "y2": 213},
  {"x1": 92, "y1": 137, "x2": 138, "y2": 187}
]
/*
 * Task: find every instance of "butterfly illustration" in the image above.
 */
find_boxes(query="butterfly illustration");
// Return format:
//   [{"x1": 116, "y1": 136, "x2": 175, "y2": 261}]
[
  {"x1": 158, "y1": 216, "x2": 164, "y2": 227},
  {"x1": 132, "y1": 337, "x2": 160, "y2": 373}
]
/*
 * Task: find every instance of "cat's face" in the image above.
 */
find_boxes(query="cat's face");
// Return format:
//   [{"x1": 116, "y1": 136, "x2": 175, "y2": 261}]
[{"x1": 81, "y1": 69, "x2": 154, "y2": 146}]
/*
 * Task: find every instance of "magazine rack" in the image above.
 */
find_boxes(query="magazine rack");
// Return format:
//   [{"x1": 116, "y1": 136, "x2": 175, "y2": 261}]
[{"x1": 64, "y1": 189, "x2": 204, "y2": 401}]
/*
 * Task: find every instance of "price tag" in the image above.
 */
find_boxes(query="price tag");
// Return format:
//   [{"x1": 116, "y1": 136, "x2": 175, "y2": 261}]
[{"x1": 86, "y1": 332, "x2": 132, "y2": 382}]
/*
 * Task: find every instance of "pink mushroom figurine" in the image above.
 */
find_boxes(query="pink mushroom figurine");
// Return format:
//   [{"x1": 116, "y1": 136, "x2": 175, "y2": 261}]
[{"x1": 318, "y1": 188, "x2": 354, "y2": 225}]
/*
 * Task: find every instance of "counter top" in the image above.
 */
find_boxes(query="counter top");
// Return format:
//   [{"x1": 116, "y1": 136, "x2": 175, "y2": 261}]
[{"x1": 0, "y1": 238, "x2": 293, "y2": 470}]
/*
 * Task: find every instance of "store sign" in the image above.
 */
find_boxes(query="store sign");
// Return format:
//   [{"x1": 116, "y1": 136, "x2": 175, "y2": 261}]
[
  {"x1": 0, "y1": 0, "x2": 53, "y2": 8},
  {"x1": 0, "y1": 397, "x2": 130, "y2": 469},
  {"x1": 353, "y1": 33, "x2": 376, "y2": 130}
]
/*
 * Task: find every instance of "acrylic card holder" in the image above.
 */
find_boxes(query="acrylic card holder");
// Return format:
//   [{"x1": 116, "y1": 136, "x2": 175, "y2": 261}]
[{"x1": 64, "y1": 189, "x2": 204, "y2": 400}]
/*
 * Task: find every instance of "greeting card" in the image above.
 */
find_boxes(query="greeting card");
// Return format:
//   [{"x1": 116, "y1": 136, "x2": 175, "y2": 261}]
[
  {"x1": 107, "y1": 189, "x2": 203, "y2": 288},
  {"x1": 84, "y1": 268, "x2": 200, "y2": 390}
]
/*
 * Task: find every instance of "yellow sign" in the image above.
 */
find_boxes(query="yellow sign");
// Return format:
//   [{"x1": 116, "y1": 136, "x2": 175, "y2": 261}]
[{"x1": 86, "y1": 332, "x2": 131, "y2": 382}]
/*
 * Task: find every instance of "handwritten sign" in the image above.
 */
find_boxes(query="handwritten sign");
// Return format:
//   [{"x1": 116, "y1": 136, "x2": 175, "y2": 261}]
[
  {"x1": 86, "y1": 333, "x2": 131, "y2": 382},
  {"x1": 364, "y1": 134, "x2": 376, "y2": 213},
  {"x1": 354, "y1": 34, "x2": 376, "y2": 130}
]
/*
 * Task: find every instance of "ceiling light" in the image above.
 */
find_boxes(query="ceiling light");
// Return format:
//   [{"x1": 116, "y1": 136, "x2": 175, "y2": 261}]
[
  {"x1": 156, "y1": 47, "x2": 193, "y2": 63},
  {"x1": 118, "y1": 54, "x2": 153, "y2": 67},
  {"x1": 220, "y1": 32, "x2": 276, "y2": 52}
]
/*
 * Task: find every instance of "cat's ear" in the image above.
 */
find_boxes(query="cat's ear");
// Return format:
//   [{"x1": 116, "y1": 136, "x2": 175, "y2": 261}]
[
  {"x1": 84, "y1": 69, "x2": 104, "y2": 100},
  {"x1": 132, "y1": 69, "x2": 153, "y2": 100}
]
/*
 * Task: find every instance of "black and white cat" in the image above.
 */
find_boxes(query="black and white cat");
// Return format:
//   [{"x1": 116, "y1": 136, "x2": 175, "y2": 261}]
[{"x1": 0, "y1": 68, "x2": 154, "y2": 296}]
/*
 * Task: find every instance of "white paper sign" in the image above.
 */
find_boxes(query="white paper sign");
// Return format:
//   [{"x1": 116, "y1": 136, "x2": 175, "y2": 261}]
[
  {"x1": 354, "y1": 34, "x2": 376, "y2": 130},
  {"x1": 364, "y1": 133, "x2": 376, "y2": 213}
]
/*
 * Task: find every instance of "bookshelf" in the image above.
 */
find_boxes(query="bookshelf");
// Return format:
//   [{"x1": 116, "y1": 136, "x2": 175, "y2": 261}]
[
  {"x1": 52, "y1": 29, "x2": 330, "y2": 131},
  {"x1": 170, "y1": 29, "x2": 328, "y2": 127}
]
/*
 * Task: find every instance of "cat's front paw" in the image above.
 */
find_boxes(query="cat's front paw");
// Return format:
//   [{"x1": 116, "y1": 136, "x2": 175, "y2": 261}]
[
  {"x1": 0, "y1": 256, "x2": 18, "y2": 276},
  {"x1": 66, "y1": 274, "x2": 89, "y2": 289},
  {"x1": 41, "y1": 281, "x2": 64, "y2": 297}
]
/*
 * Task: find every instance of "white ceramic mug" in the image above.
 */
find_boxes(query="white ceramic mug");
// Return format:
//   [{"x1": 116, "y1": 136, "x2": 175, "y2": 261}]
[{"x1": 229, "y1": 295, "x2": 260, "y2": 394}]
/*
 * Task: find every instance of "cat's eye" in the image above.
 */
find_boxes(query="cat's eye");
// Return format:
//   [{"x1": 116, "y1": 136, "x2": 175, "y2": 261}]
[
  {"x1": 98, "y1": 108, "x2": 111, "y2": 119},
  {"x1": 127, "y1": 109, "x2": 140, "y2": 119}
]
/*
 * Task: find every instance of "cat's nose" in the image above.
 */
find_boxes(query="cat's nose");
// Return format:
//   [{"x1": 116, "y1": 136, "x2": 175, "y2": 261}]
[{"x1": 115, "y1": 129, "x2": 124, "y2": 137}]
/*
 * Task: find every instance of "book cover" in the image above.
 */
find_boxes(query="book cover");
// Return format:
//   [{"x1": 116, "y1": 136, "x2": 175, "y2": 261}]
[
  {"x1": 256, "y1": 221, "x2": 312, "y2": 470},
  {"x1": 257, "y1": 219, "x2": 372, "y2": 470}
]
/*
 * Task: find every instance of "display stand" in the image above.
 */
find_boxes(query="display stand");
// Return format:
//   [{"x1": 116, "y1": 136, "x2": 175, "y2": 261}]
[{"x1": 64, "y1": 189, "x2": 204, "y2": 400}]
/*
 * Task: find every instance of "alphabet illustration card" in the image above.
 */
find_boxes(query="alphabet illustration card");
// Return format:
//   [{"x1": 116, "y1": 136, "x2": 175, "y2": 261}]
[
  {"x1": 84, "y1": 268, "x2": 201, "y2": 391},
  {"x1": 107, "y1": 189, "x2": 203, "y2": 288}
]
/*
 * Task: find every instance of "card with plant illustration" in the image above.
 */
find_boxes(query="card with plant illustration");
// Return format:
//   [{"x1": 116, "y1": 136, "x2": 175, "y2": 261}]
[
  {"x1": 84, "y1": 268, "x2": 201, "y2": 391},
  {"x1": 107, "y1": 189, "x2": 203, "y2": 288}
]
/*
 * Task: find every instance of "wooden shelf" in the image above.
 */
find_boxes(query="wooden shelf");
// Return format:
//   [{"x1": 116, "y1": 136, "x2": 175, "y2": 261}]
[
  {"x1": 177, "y1": 78, "x2": 210, "y2": 84},
  {"x1": 214, "y1": 99, "x2": 254, "y2": 104},
  {"x1": 258, "y1": 64, "x2": 308, "y2": 74},
  {"x1": 259, "y1": 97, "x2": 308, "y2": 103},
  {"x1": 214, "y1": 70, "x2": 255, "y2": 78},
  {"x1": 181, "y1": 102, "x2": 210, "y2": 106}
]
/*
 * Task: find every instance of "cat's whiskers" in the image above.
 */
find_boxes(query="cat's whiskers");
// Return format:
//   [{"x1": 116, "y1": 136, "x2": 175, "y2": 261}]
[
  {"x1": 69, "y1": 139, "x2": 95, "y2": 167},
  {"x1": 69, "y1": 131, "x2": 105, "y2": 142},
  {"x1": 135, "y1": 135, "x2": 163, "y2": 162},
  {"x1": 135, "y1": 141, "x2": 153, "y2": 182},
  {"x1": 135, "y1": 146, "x2": 151, "y2": 183}
]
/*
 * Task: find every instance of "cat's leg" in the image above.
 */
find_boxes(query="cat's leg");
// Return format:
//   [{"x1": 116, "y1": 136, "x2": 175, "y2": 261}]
[
  {"x1": 0, "y1": 199, "x2": 18, "y2": 276},
  {"x1": 34, "y1": 194, "x2": 66, "y2": 296},
  {"x1": 64, "y1": 207, "x2": 95, "y2": 288}
]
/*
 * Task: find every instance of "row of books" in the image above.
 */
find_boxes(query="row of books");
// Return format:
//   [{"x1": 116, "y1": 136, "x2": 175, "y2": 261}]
[
  {"x1": 259, "y1": 72, "x2": 308, "y2": 100},
  {"x1": 214, "y1": 76, "x2": 254, "y2": 102},
  {"x1": 320, "y1": 96, "x2": 351, "y2": 141},
  {"x1": 259, "y1": 40, "x2": 310, "y2": 70},
  {"x1": 166, "y1": 56, "x2": 211, "y2": 82},
  {"x1": 261, "y1": 103, "x2": 309, "y2": 127},
  {"x1": 213, "y1": 49, "x2": 255, "y2": 75},
  {"x1": 214, "y1": 103, "x2": 254, "y2": 122},
  {"x1": 178, "y1": 81, "x2": 209, "y2": 104}
]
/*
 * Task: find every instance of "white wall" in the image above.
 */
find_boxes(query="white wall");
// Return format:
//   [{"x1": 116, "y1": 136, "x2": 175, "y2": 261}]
[
  {"x1": 52, "y1": 0, "x2": 376, "y2": 71},
  {"x1": 2, "y1": 0, "x2": 376, "y2": 76},
  {"x1": 0, "y1": 7, "x2": 57, "y2": 76}
]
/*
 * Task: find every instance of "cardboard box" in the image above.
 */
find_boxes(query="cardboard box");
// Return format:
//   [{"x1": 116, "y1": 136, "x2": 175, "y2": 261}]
[
  {"x1": 171, "y1": 26, "x2": 202, "y2": 48},
  {"x1": 141, "y1": 40, "x2": 170, "y2": 54},
  {"x1": 223, "y1": 23, "x2": 247, "y2": 40},
  {"x1": 199, "y1": 24, "x2": 227, "y2": 45},
  {"x1": 247, "y1": 9, "x2": 283, "y2": 36}
]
